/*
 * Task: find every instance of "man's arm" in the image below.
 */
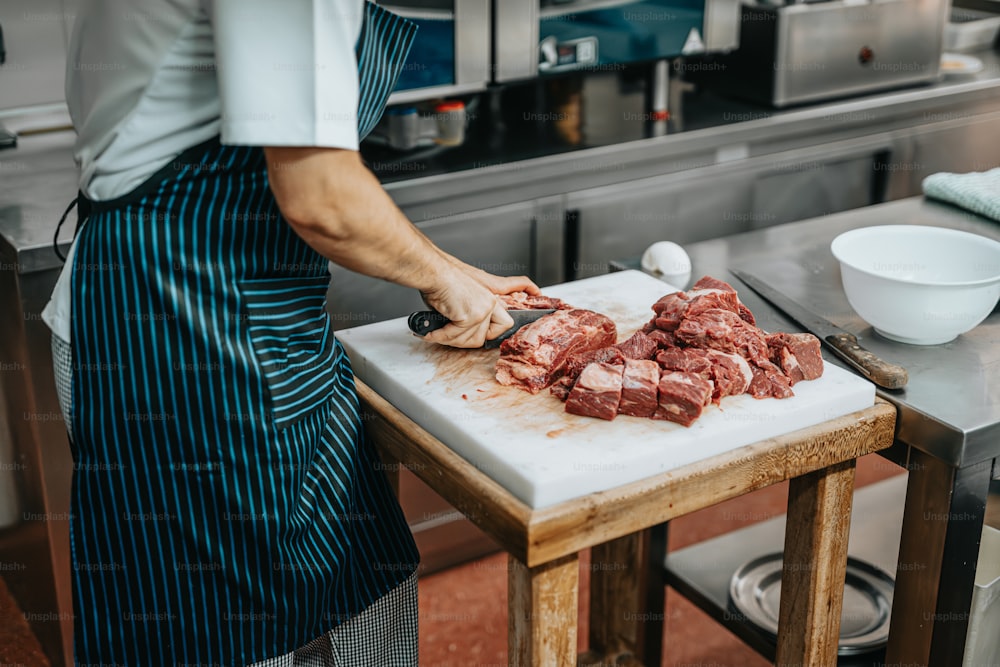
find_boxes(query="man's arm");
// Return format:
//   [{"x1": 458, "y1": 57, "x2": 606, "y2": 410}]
[{"x1": 264, "y1": 146, "x2": 539, "y2": 348}]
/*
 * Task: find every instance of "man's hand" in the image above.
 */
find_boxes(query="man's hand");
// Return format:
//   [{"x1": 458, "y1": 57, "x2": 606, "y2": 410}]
[{"x1": 419, "y1": 272, "x2": 515, "y2": 348}]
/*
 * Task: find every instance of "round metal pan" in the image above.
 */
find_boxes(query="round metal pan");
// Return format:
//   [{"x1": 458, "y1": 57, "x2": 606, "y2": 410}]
[{"x1": 728, "y1": 552, "x2": 895, "y2": 656}]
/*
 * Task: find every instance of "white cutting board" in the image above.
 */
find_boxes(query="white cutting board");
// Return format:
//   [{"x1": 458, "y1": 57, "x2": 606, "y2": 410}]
[{"x1": 337, "y1": 270, "x2": 875, "y2": 509}]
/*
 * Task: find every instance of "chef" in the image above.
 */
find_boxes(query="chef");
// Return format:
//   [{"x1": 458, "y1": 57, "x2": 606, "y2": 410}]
[{"x1": 41, "y1": 1, "x2": 538, "y2": 665}]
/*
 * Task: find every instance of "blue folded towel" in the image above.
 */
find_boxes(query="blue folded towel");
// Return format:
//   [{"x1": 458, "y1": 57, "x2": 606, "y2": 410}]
[{"x1": 922, "y1": 168, "x2": 1000, "y2": 222}]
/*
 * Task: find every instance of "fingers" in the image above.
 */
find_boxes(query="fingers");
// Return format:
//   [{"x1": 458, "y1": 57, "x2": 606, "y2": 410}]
[
  {"x1": 485, "y1": 302, "x2": 515, "y2": 340},
  {"x1": 420, "y1": 301, "x2": 514, "y2": 349},
  {"x1": 422, "y1": 323, "x2": 486, "y2": 348},
  {"x1": 489, "y1": 275, "x2": 542, "y2": 296},
  {"x1": 444, "y1": 253, "x2": 542, "y2": 296}
]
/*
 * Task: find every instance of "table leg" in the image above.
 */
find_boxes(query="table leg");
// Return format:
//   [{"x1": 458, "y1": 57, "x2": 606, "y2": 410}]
[
  {"x1": 581, "y1": 524, "x2": 667, "y2": 667},
  {"x1": 884, "y1": 451, "x2": 992, "y2": 667},
  {"x1": 776, "y1": 459, "x2": 856, "y2": 667},
  {"x1": 509, "y1": 553, "x2": 580, "y2": 667}
]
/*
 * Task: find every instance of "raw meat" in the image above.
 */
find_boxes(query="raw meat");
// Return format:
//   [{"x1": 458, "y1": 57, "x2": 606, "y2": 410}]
[
  {"x1": 618, "y1": 359, "x2": 660, "y2": 418},
  {"x1": 767, "y1": 332, "x2": 823, "y2": 385},
  {"x1": 549, "y1": 377, "x2": 575, "y2": 402},
  {"x1": 499, "y1": 292, "x2": 570, "y2": 311},
  {"x1": 674, "y1": 308, "x2": 770, "y2": 365},
  {"x1": 703, "y1": 350, "x2": 753, "y2": 400},
  {"x1": 646, "y1": 329, "x2": 678, "y2": 349},
  {"x1": 565, "y1": 362, "x2": 624, "y2": 421},
  {"x1": 690, "y1": 276, "x2": 756, "y2": 325},
  {"x1": 656, "y1": 347, "x2": 753, "y2": 403},
  {"x1": 651, "y1": 277, "x2": 756, "y2": 331},
  {"x1": 615, "y1": 331, "x2": 659, "y2": 360},
  {"x1": 655, "y1": 347, "x2": 713, "y2": 379},
  {"x1": 496, "y1": 309, "x2": 617, "y2": 394},
  {"x1": 747, "y1": 360, "x2": 794, "y2": 399},
  {"x1": 652, "y1": 371, "x2": 713, "y2": 427},
  {"x1": 563, "y1": 346, "x2": 626, "y2": 385}
]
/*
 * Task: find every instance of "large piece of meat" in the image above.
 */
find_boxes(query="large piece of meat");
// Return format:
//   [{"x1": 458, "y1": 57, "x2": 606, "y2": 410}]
[
  {"x1": 565, "y1": 362, "x2": 624, "y2": 421},
  {"x1": 496, "y1": 309, "x2": 617, "y2": 394}
]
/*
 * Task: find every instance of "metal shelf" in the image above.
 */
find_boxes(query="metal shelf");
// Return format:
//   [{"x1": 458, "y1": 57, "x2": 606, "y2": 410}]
[{"x1": 663, "y1": 474, "x2": 909, "y2": 666}]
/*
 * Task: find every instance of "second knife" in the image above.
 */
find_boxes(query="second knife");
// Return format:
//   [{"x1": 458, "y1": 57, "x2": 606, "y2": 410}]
[{"x1": 730, "y1": 269, "x2": 908, "y2": 390}]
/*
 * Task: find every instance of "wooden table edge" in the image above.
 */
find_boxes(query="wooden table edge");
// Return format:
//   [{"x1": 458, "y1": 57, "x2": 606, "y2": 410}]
[{"x1": 357, "y1": 379, "x2": 896, "y2": 568}]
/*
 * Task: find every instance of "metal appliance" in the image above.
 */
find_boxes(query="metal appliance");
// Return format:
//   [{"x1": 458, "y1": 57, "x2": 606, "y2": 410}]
[
  {"x1": 495, "y1": 0, "x2": 741, "y2": 82},
  {"x1": 690, "y1": 0, "x2": 949, "y2": 107},
  {"x1": 381, "y1": 0, "x2": 491, "y2": 103}
]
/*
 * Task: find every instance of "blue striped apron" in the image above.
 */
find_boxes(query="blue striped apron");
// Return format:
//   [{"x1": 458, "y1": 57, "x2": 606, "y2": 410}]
[{"x1": 67, "y1": 5, "x2": 418, "y2": 665}]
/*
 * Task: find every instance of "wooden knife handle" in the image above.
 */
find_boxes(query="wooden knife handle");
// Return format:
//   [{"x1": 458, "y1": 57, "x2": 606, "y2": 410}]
[{"x1": 825, "y1": 332, "x2": 908, "y2": 390}]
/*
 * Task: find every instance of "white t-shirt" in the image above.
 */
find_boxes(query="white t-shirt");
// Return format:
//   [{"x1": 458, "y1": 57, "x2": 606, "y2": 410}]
[{"x1": 44, "y1": 0, "x2": 366, "y2": 342}]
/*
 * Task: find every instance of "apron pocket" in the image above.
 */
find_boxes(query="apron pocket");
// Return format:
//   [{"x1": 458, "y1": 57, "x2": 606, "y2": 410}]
[{"x1": 239, "y1": 276, "x2": 339, "y2": 429}]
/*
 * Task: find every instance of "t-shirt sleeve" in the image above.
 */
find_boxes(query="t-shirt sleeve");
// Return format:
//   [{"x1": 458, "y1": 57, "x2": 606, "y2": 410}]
[{"x1": 206, "y1": 0, "x2": 364, "y2": 149}]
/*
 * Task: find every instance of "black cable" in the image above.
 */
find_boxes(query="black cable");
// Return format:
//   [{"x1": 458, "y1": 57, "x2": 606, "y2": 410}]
[{"x1": 53, "y1": 197, "x2": 79, "y2": 263}]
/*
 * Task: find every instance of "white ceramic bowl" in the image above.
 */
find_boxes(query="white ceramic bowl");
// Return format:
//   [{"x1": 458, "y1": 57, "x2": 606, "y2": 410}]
[{"x1": 830, "y1": 225, "x2": 1000, "y2": 345}]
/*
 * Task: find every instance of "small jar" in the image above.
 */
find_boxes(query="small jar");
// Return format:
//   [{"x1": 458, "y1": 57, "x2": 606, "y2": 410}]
[{"x1": 433, "y1": 100, "x2": 466, "y2": 147}]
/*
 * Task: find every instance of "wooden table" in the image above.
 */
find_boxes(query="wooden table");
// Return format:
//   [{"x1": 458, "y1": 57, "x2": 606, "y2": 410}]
[{"x1": 358, "y1": 380, "x2": 896, "y2": 666}]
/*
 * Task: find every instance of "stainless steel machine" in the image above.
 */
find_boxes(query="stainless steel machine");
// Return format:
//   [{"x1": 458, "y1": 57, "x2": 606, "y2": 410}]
[{"x1": 690, "y1": 0, "x2": 950, "y2": 107}]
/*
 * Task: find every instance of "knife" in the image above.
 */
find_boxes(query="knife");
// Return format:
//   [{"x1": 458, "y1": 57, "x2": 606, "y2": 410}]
[
  {"x1": 407, "y1": 309, "x2": 556, "y2": 349},
  {"x1": 730, "y1": 269, "x2": 908, "y2": 390}
]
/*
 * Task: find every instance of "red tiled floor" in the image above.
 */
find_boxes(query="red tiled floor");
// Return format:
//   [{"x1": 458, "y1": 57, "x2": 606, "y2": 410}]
[{"x1": 417, "y1": 454, "x2": 906, "y2": 666}]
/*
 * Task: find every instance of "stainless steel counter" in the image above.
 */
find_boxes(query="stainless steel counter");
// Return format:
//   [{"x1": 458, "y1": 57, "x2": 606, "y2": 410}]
[{"x1": 0, "y1": 129, "x2": 79, "y2": 274}]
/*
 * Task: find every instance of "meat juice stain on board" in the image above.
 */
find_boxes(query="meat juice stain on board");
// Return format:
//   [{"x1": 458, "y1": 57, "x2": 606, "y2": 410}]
[{"x1": 417, "y1": 334, "x2": 601, "y2": 442}]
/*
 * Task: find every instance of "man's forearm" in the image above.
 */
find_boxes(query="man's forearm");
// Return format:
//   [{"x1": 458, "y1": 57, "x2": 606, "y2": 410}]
[{"x1": 264, "y1": 146, "x2": 454, "y2": 291}]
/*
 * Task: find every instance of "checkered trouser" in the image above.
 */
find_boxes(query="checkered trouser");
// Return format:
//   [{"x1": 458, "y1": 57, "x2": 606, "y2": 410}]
[
  {"x1": 51, "y1": 333, "x2": 419, "y2": 666},
  {"x1": 249, "y1": 573, "x2": 419, "y2": 667}
]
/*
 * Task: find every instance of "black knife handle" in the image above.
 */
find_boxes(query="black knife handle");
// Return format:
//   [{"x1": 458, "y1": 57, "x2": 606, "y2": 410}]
[
  {"x1": 408, "y1": 310, "x2": 449, "y2": 336},
  {"x1": 825, "y1": 332, "x2": 908, "y2": 390}
]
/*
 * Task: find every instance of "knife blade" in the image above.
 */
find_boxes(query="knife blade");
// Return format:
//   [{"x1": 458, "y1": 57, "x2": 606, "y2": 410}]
[
  {"x1": 407, "y1": 309, "x2": 556, "y2": 349},
  {"x1": 730, "y1": 269, "x2": 908, "y2": 390}
]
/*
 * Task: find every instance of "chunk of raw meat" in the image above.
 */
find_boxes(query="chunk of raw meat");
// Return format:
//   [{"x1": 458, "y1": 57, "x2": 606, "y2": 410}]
[
  {"x1": 646, "y1": 329, "x2": 678, "y2": 349},
  {"x1": 652, "y1": 371, "x2": 714, "y2": 427},
  {"x1": 690, "y1": 276, "x2": 732, "y2": 291},
  {"x1": 691, "y1": 276, "x2": 756, "y2": 325},
  {"x1": 747, "y1": 360, "x2": 794, "y2": 399},
  {"x1": 703, "y1": 350, "x2": 754, "y2": 400},
  {"x1": 618, "y1": 359, "x2": 660, "y2": 418},
  {"x1": 651, "y1": 277, "x2": 756, "y2": 331},
  {"x1": 496, "y1": 309, "x2": 617, "y2": 394},
  {"x1": 615, "y1": 331, "x2": 659, "y2": 360},
  {"x1": 563, "y1": 346, "x2": 626, "y2": 385},
  {"x1": 674, "y1": 308, "x2": 770, "y2": 366},
  {"x1": 655, "y1": 347, "x2": 713, "y2": 379},
  {"x1": 565, "y1": 362, "x2": 624, "y2": 421},
  {"x1": 656, "y1": 347, "x2": 753, "y2": 403},
  {"x1": 767, "y1": 332, "x2": 823, "y2": 385},
  {"x1": 651, "y1": 287, "x2": 743, "y2": 331},
  {"x1": 499, "y1": 291, "x2": 571, "y2": 311}
]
